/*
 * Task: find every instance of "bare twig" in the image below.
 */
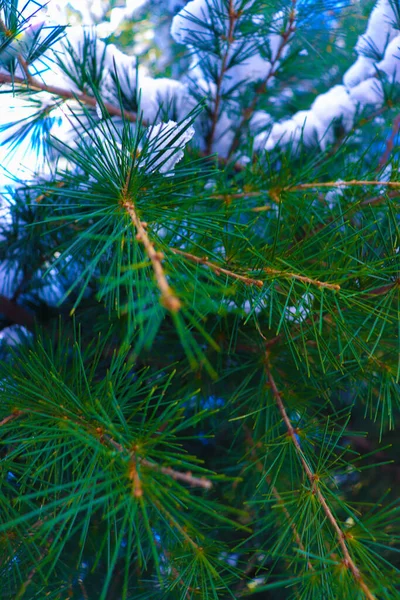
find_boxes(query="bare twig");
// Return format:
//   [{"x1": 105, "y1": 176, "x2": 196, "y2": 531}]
[
  {"x1": 15, "y1": 534, "x2": 54, "y2": 600},
  {"x1": 122, "y1": 197, "x2": 181, "y2": 312},
  {"x1": 265, "y1": 365, "x2": 376, "y2": 600}
]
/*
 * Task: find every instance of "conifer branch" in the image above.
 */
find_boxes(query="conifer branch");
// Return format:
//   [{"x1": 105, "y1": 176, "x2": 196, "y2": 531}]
[
  {"x1": 171, "y1": 248, "x2": 264, "y2": 287},
  {"x1": 103, "y1": 434, "x2": 212, "y2": 489},
  {"x1": 265, "y1": 365, "x2": 377, "y2": 600},
  {"x1": 285, "y1": 180, "x2": 400, "y2": 191},
  {"x1": 211, "y1": 191, "x2": 265, "y2": 200},
  {"x1": 227, "y1": 0, "x2": 297, "y2": 158},
  {"x1": 15, "y1": 536, "x2": 53, "y2": 600},
  {"x1": 121, "y1": 198, "x2": 181, "y2": 312},
  {"x1": 206, "y1": 0, "x2": 239, "y2": 154},
  {"x1": 171, "y1": 249, "x2": 340, "y2": 291},
  {"x1": 0, "y1": 72, "x2": 140, "y2": 123},
  {"x1": 263, "y1": 267, "x2": 340, "y2": 291},
  {"x1": 145, "y1": 460, "x2": 213, "y2": 489},
  {"x1": 243, "y1": 425, "x2": 314, "y2": 572}
]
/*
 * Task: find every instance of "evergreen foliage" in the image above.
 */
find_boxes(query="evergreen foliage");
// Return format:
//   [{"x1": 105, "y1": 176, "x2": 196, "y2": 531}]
[{"x1": 0, "y1": 0, "x2": 399, "y2": 598}]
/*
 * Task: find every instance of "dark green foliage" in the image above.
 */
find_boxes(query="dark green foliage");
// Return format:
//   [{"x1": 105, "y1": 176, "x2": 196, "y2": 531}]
[{"x1": 0, "y1": 0, "x2": 399, "y2": 598}]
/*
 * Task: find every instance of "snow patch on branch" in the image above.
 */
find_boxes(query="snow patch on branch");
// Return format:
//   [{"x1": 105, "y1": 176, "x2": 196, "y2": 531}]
[
  {"x1": 142, "y1": 119, "x2": 195, "y2": 174},
  {"x1": 262, "y1": 0, "x2": 400, "y2": 155}
]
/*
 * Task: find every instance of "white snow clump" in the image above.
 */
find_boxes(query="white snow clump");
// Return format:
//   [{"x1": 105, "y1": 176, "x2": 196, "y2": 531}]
[{"x1": 142, "y1": 120, "x2": 195, "y2": 175}]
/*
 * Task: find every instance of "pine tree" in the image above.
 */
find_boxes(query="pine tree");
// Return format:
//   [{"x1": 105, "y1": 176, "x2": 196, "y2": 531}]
[{"x1": 0, "y1": 0, "x2": 399, "y2": 598}]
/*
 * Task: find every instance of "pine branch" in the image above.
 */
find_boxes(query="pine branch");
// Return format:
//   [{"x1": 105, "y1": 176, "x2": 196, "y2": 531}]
[
  {"x1": 265, "y1": 364, "x2": 377, "y2": 600},
  {"x1": 206, "y1": 0, "x2": 240, "y2": 154},
  {"x1": 15, "y1": 535, "x2": 53, "y2": 600},
  {"x1": 0, "y1": 71, "x2": 140, "y2": 124},
  {"x1": 171, "y1": 248, "x2": 264, "y2": 287},
  {"x1": 144, "y1": 459, "x2": 212, "y2": 489},
  {"x1": 227, "y1": 0, "x2": 297, "y2": 159},
  {"x1": 103, "y1": 434, "x2": 212, "y2": 490},
  {"x1": 243, "y1": 425, "x2": 314, "y2": 573},
  {"x1": 285, "y1": 180, "x2": 400, "y2": 191},
  {"x1": 263, "y1": 267, "x2": 340, "y2": 291},
  {"x1": 172, "y1": 249, "x2": 340, "y2": 291},
  {"x1": 121, "y1": 197, "x2": 181, "y2": 312}
]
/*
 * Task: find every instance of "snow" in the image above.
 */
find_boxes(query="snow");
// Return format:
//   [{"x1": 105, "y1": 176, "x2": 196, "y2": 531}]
[
  {"x1": 170, "y1": 0, "x2": 210, "y2": 45},
  {"x1": 343, "y1": 56, "x2": 376, "y2": 89},
  {"x1": 355, "y1": 0, "x2": 397, "y2": 58},
  {"x1": 349, "y1": 78, "x2": 384, "y2": 108},
  {"x1": 377, "y1": 35, "x2": 400, "y2": 82},
  {"x1": 142, "y1": 119, "x2": 195, "y2": 174}
]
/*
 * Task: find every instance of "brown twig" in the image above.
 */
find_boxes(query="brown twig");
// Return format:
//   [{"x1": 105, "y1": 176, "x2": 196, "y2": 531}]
[
  {"x1": 171, "y1": 248, "x2": 264, "y2": 288},
  {"x1": 211, "y1": 191, "x2": 265, "y2": 200},
  {"x1": 0, "y1": 295, "x2": 35, "y2": 330},
  {"x1": 284, "y1": 180, "x2": 400, "y2": 193},
  {"x1": 227, "y1": 0, "x2": 297, "y2": 159},
  {"x1": 142, "y1": 458, "x2": 213, "y2": 490},
  {"x1": 0, "y1": 72, "x2": 140, "y2": 123},
  {"x1": 243, "y1": 425, "x2": 313, "y2": 572},
  {"x1": 206, "y1": 0, "x2": 239, "y2": 154},
  {"x1": 378, "y1": 113, "x2": 400, "y2": 168},
  {"x1": 265, "y1": 365, "x2": 376, "y2": 600},
  {"x1": 102, "y1": 434, "x2": 212, "y2": 490},
  {"x1": 360, "y1": 189, "x2": 399, "y2": 207},
  {"x1": 172, "y1": 248, "x2": 340, "y2": 291},
  {"x1": 263, "y1": 267, "x2": 340, "y2": 291},
  {"x1": 15, "y1": 533, "x2": 54, "y2": 600},
  {"x1": 0, "y1": 410, "x2": 23, "y2": 427},
  {"x1": 121, "y1": 198, "x2": 181, "y2": 312}
]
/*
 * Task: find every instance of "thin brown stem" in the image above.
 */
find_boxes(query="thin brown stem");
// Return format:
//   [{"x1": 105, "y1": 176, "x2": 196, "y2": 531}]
[
  {"x1": 0, "y1": 72, "x2": 140, "y2": 123},
  {"x1": 142, "y1": 458, "x2": 212, "y2": 489},
  {"x1": 211, "y1": 191, "x2": 264, "y2": 200},
  {"x1": 122, "y1": 198, "x2": 181, "y2": 312},
  {"x1": 378, "y1": 113, "x2": 400, "y2": 168},
  {"x1": 266, "y1": 366, "x2": 376, "y2": 600},
  {"x1": 227, "y1": 1, "x2": 297, "y2": 159},
  {"x1": 243, "y1": 425, "x2": 313, "y2": 572},
  {"x1": 360, "y1": 189, "x2": 399, "y2": 207},
  {"x1": 172, "y1": 248, "x2": 339, "y2": 291},
  {"x1": 15, "y1": 527, "x2": 54, "y2": 600},
  {"x1": 171, "y1": 248, "x2": 264, "y2": 287},
  {"x1": 0, "y1": 295, "x2": 35, "y2": 330},
  {"x1": 206, "y1": 0, "x2": 239, "y2": 154},
  {"x1": 263, "y1": 267, "x2": 340, "y2": 291},
  {"x1": 0, "y1": 410, "x2": 23, "y2": 427},
  {"x1": 102, "y1": 434, "x2": 212, "y2": 490},
  {"x1": 285, "y1": 180, "x2": 400, "y2": 192}
]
